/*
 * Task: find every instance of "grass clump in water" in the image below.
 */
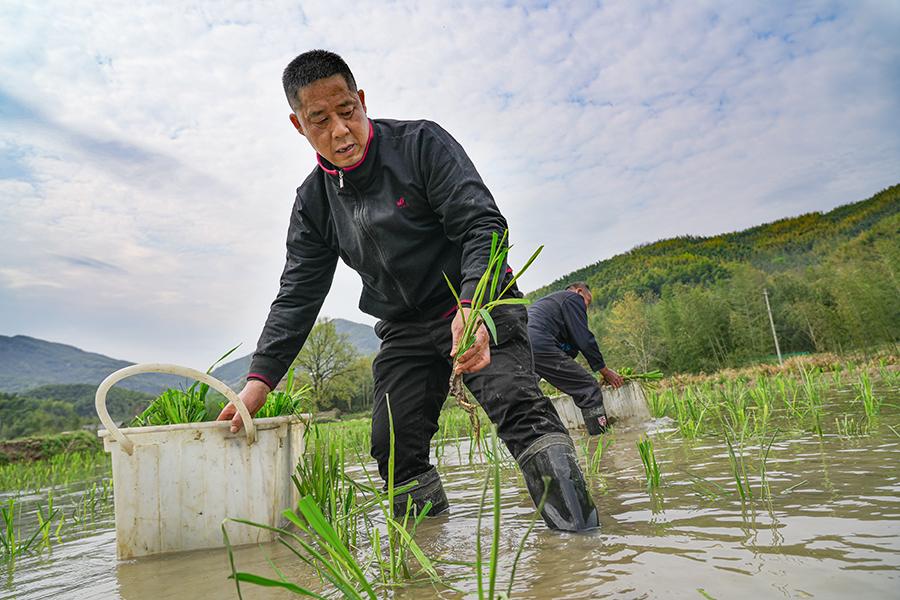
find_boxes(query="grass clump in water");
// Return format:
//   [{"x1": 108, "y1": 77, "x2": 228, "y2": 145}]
[
  {"x1": 224, "y1": 413, "x2": 545, "y2": 598},
  {"x1": 854, "y1": 372, "x2": 881, "y2": 419},
  {"x1": 834, "y1": 414, "x2": 870, "y2": 437},
  {"x1": 637, "y1": 436, "x2": 661, "y2": 491},
  {"x1": 0, "y1": 450, "x2": 110, "y2": 493},
  {"x1": 672, "y1": 388, "x2": 708, "y2": 439},
  {"x1": 1, "y1": 497, "x2": 57, "y2": 561},
  {"x1": 292, "y1": 426, "x2": 357, "y2": 547}
]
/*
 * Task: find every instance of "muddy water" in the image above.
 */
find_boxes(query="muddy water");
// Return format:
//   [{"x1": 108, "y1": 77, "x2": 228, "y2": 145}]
[{"x1": 3, "y1": 397, "x2": 899, "y2": 599}]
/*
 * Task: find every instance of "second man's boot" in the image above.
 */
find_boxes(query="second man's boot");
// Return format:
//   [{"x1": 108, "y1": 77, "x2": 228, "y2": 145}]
[{"x1": 581, "y1": 404, "x2": 611, "y2": 435}]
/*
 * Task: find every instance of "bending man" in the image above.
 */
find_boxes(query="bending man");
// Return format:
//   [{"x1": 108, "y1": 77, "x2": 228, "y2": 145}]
[
  {"x1": 528, "y1": 282, "x2": 624, "y2": 435},
  {"x1": 216, "y1": 50, "x2": 597, "y2": 531}
]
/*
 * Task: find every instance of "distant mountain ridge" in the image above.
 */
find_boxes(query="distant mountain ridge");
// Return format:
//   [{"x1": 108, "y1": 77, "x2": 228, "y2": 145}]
[
  {"x1": 0, "y1": 335, "x2": 190, "y2": 395},
  {"x1": 331, "y1": 318, "x2": 380, "y2": 355},
  {"x1": 0, "y1": 318, "x2": 379, "y2": 395}
]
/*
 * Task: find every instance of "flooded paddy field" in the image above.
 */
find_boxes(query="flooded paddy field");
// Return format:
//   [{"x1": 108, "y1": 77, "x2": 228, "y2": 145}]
[{"x1": 2, "y1": 369, "x2": 898, "y2": 599}]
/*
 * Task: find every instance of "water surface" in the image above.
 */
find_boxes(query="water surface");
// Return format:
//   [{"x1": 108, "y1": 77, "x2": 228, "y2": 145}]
[{"x1": 3, "y1": 392, "x2": 898, "y2": 599}]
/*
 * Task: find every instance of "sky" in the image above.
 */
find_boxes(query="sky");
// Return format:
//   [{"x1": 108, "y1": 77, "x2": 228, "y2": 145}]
[{"x1": 1, "y1": 0, "x2": 898, "y2": 368}]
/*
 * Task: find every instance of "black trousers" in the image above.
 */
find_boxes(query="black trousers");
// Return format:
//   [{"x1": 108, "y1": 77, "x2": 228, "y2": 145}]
[
  {"x1": 370, "y1": 304, "x2": 569, "y2": 484},
  {"x1": 532, "y1": 350, "x2": 603, "y2": 410}
]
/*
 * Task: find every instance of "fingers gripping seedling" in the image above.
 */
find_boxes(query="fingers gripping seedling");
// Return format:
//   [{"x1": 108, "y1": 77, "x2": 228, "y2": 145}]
[{"x1": 443, "y1": 230, "x2": 543, "y2": 445}]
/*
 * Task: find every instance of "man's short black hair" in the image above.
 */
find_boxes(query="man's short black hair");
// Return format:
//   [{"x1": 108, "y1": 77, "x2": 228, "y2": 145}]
[
  {"x1": 566, "y1": 281, "x2": 592, "y2": 294},
  {"x1": 282, "y1": 50, "x2": 357, "y2": 111}
]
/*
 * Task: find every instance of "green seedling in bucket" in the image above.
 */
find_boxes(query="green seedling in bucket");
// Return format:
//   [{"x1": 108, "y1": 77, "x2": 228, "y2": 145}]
[
  {"x1": 131, "y1": 345, "x2": 241, "y2": 426},
  {"x1": 131, "y1": 345, "x2": 310, "y2": 426}
]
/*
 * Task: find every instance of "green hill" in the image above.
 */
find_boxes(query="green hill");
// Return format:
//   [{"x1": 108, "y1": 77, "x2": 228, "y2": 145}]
[
  {"x1": 532, "y1": 184, "x2": 899, "y2": 306},
  {"x1": 0, "y1": 384, "x2": 156, "y2": 440},
  {"x1": 530, "y1": 184, "x2": 900, "y2": 373}
]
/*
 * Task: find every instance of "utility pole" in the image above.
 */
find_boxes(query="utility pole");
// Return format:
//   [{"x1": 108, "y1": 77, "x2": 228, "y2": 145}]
[{"x1": 763, "y1": 288, "x2": 783, "y2": 365}]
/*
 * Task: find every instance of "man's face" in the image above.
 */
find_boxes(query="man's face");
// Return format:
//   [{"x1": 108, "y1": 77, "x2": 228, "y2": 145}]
[{"x1": 290, "y1": 74, "x2": 369, "y2": 168}]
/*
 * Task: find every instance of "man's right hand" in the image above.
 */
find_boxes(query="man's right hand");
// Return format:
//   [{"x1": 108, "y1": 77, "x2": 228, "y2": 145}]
[
  {"x1": 216, "y1": 379, "x2": 270, "y2": 433},
  {"x1": 599, "y1": 367, "x2": 625, "y2": 389}
]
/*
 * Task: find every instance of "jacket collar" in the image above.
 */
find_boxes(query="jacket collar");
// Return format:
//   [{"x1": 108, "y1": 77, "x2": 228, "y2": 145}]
[{"x1": 316, "y1": 119, "x2": 377, "y2": 190}]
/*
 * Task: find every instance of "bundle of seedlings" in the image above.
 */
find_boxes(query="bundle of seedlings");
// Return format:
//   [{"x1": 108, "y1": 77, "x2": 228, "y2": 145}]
[
  {"x1": 246, "y1": 368, "x2": 311, "y2": 419},
  {"x1": 444, "y1": 230, "x2": 542, "y2": 444},
  {"x1": 616, "y1": 367, "x2": 664, "y2": 384}
]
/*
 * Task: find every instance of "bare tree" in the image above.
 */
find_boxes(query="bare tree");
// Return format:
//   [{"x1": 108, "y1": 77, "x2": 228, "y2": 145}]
[{"x1": 291, "y1": 319, "x2": 360, "y2": 410}]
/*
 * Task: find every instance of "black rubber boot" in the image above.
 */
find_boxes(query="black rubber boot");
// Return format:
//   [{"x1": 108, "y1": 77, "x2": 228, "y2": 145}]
[
  {"x1": 517, "y1": 433, "x2": 599, "y2": 532},
  {"x1": 581, "y1": 404, "x2": 610, "y2": 436},
  {"x1": 391, "y1": 465, "x2": 449, "y2": 518}
]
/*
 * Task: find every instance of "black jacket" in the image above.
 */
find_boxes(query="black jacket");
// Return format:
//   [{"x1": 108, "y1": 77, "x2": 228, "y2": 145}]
[
  {"x1": 526, "y1": 291, "x2": 606, "y2": 371},
  {"x1": 248, "y1": 118, "x2": 511, "y2": 387}
]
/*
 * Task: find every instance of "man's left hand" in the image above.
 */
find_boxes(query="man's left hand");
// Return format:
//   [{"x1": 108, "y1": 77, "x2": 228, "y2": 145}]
[
  {"x1": 450, "y1": 307, "x2": 491, "y2": 374},
  {"x1": 600, "y1": 367, "x2": 624, "y2": 389}
]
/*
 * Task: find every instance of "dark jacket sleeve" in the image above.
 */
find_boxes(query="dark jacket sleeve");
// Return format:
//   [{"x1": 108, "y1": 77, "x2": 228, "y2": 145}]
[
  {"x1": 419, "y1": 122, "x2": 508, "y2": 302},
  {"x1": 561, "y1": 293, "x2": 606, "y2": 371},
  {"x1": 247, "y1": 195, "x2": 338, "y2": 388}
]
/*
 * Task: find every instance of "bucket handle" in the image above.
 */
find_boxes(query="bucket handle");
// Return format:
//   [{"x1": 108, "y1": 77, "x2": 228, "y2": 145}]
[{"x1": 95, "y1": 363, "x2": 257, "y2": 455}]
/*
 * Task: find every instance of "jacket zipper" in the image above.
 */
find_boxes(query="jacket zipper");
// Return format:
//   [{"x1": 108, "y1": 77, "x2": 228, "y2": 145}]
[
  {"x1": 338, "y1": 169, "x2": 344, "y2": 188},
  {"x1": 348, "y1": 184, "x2": 414, "y2": 310}
]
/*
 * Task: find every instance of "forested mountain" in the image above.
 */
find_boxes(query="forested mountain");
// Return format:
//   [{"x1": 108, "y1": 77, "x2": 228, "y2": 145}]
[
  {"x1": 0, "y1": 335, "x2": 190, "y2": 394},
  {"x1": 530, "y1": 184, "x2": 899, "y2": 373},
  {"x1": 25, "y1": 384, "x2": 154, "y2": 421}
]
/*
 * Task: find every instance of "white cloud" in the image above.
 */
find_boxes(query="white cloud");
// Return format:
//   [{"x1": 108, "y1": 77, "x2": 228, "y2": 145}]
[
  {"x1": 0, "y1": 268, "x2": 63, "y2": 290},
  {"x1": 0, "y1": 0, "x2": 898, "y2": 366}
]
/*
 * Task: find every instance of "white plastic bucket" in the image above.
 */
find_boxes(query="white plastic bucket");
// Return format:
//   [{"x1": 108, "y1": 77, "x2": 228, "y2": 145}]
[
  {"x1": 95, "y1": 364, "x2": 306, "y2": 559},
  {"x1": 549, "y1": 381, "x2": 651, "y2": 430}
]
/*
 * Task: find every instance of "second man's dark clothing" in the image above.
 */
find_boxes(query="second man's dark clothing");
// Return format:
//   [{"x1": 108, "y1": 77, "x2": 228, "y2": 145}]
[
  {"x1": 528, "y1": 290, "x2": 606, "y2": 411},
  {"x1": 370, "y1": 304, "x2": 569, "y2": 484},
  {"x1": 531, "y1": 348, "x2": 603, "y2": 410},
  {"x1": 527, "y1": 291, "x2": 606, "y2": 371}
]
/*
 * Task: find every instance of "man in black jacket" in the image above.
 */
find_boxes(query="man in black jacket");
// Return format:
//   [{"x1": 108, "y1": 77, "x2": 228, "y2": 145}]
[
  {"x1": 216, "y1": 50, "x2": 597, "y2": 531},
  {"x1": 528, "y1": 282, "x2": 624, "y2": 435}
]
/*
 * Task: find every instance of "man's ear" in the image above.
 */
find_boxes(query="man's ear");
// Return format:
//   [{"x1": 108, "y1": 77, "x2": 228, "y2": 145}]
[
  {"x1": 357, "y1": 89, "x2": 367, "y2": 113},
  {"x1": 289, "y1": 113, "x2": 305, "y2": 137}
]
